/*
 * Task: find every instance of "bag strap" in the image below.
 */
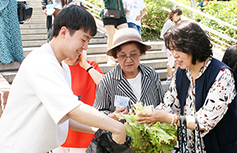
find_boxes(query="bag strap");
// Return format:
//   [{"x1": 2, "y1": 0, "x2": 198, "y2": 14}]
[
  {"x1": 178, "y1": 116, "x2": 188, "y2": 153},
  {"x1": 178, "y1": 115, "x2": 204, "y2": 153},
  {"x1": 118, "y1": 0, "x2": 120, "y2": 11},
  {"x1": 194, "y1": 116, "x2": 203, "y2": 152},
  {"x1": 102, "y1": 0, "x2": 120, "y2": 10}
]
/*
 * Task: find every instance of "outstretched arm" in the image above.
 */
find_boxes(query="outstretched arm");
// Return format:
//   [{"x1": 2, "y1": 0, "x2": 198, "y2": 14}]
[{"x1": 68, "y1": 103, "x2": 126, "y2": 144}]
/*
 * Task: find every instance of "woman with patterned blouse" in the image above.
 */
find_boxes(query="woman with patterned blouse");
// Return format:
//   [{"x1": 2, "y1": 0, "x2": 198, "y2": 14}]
[{"x1": 137, "y1": 20, "x2": 237, "y2": 153}]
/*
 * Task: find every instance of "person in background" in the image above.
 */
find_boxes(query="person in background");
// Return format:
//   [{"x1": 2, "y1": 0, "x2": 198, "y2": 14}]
[
  {"x1": 123, "y1": 0, "x2": 147, "y2": 37},
  {"x1": 41, "y1": 0, "x2": 55, "y2": 42},
  {"x1": 0, "y1": 5, "x2": 126, "y2": 153},
  {"x1": 100, "y1": 0, "x2": 128, "y2": 65},
  {"x1": 222, "y1": 44, "x2": 237, "y2": 74},
  {"x1": 160, "y1": 5, "x2": 182, "y2": 82},
  {"x1": 197, "y1": 0, "x2": 209, "y2": 12},
  {"x1": 41, "y1": 0, "x2": 73, "y2": 42},
  {"x1": 92, "y1": 28, "x2": 165, "y2": 153},
  {"x1": 0, "y1": 0, "x2": 24, "y2": 64},
  {"x1": 137, "y1": 20, "x2": 237, "y2": 153},
  {"x1": 196, "y1": 0, "x2": 209, "y2": 22},
  {"x1": 53, "y1": 51, "x2": 103, "y2": 153}
]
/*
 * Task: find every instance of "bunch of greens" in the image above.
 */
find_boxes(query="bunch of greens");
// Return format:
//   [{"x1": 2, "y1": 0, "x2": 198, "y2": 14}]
[{"x1": 117, "y1": 102, "x2": 177, "y2": 153}]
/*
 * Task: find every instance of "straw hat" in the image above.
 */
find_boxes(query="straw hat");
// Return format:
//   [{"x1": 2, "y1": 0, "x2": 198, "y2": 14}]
[{"x1": 106, "y1": 28, "x2": 151, "y2": 56}]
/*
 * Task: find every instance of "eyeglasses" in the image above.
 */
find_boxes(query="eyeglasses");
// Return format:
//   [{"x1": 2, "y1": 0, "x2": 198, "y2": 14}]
[{"x1": 117, "y1": 54, "x2": 140, "y2": 60}]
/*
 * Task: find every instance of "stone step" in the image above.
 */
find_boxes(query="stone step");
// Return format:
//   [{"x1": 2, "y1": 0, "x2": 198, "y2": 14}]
[
  {"x1": 21, "y1": 18, "x2": 46, "y2": 24},
  {"x1": 86, "y1": 50, "x2": 166, "y2": 64},
  {"x1": 22, "y1": 41, "x2": 164, "y2": 56},
  {"x1": 21, "y1": 37, "x2": 108, "y2": 48},
  {"x1": 85, "y1": 41, "x2": 164, "y2": 55},
  {"x1": 28, "y1": 14, "x2": 46, "y2": 19},
  {"x1": 20, "y1": 24, "x2": 46, "y2": 29},
  {"x1": 0, "y1": 62, "x2": 21, "y2": 72},
  {"x1": 0, "y1": 66, "x2": 169, "y2": 85},
  {"x1": 0, "y1": 69, "x2": 170, "y2": 89},
  {"x1": 0, "y1": 74, "x2": 11, "y2": 90},
  {"x1": 21, "y1": 29, "x2": 47, "y2": 35},
  {"x1": 99, "y1": 59, "x2": 168, "y2": 74},
  {"x1": 21, "y1": 34, "x2": 47, "y2": 41},
  {"x1": 0, "y1": 71, "x2": 17, "y2": 85}
]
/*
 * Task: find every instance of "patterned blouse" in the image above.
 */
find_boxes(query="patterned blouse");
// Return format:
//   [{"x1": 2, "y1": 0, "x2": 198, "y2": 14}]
[{"x1": 157, "y1": 58, "x2": 236, "y2": 152}]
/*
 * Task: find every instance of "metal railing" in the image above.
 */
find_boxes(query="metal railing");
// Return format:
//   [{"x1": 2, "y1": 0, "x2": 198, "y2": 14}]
[{"x1": 168, "y1": 0, "x2": 237, "y2": 49}]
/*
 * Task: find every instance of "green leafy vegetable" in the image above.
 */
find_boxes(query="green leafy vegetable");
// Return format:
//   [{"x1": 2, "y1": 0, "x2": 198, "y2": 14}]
[{"x1": 117, "y1": 102, "x2": 177, "y2": 153}]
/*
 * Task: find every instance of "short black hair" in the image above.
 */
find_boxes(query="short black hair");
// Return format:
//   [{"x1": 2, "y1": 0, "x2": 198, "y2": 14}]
[
  {"x1": 164, "y1": 20, "x2": 213, "y2": 65},
  {"x1": 52, "y1": 5, "x2": 97, "y2": 37},
  {"x1": 112, "y1": 42, "x2": 146, "y2": 58},
  {"x1": 222, "y1": 44, "x2": 237, "y2": 74}
]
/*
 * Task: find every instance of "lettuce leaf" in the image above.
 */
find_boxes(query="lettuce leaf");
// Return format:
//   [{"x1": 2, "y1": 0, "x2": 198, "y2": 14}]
[{"x1": 117, "y1": 102, "x2": 177, "y2": 153}]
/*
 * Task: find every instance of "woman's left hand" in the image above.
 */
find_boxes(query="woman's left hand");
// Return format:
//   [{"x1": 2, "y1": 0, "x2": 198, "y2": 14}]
[{"x1": 136, "y1": 110, "x2": 170, "y2": 127}]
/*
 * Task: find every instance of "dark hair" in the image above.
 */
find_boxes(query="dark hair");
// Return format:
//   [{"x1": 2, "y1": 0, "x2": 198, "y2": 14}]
[
  {"x1": 111, "y1": 42, "x2": 146, "y2": 58},
  {"x1": 222, "y1": 44, "x2": 237, "y2": 74},
  {"x1": 166, "y1": 6, "x2": 182, "y2": 22},
  {"x1": 52, "y1": 5, "x2": 97, "y2": 37},
  {"x1": 164, "y1": 20, "x2": 213, "y2": 65}
]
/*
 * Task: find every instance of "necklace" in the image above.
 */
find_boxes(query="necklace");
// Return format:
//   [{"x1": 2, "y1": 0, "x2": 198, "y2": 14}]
[{"x1": 199, "y1": 57, "x2": 210, "y2": 73}]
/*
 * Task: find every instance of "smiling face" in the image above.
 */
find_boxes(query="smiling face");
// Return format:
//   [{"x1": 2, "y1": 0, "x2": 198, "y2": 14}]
[
  {"x1": 62, "y1": 28, "x2": 91, "y2": 63},
  {"x1": 172, "y1": 50, "x2": 193, "y2": 69},
  {"x1": 116, "y1": 43, "x2": 141, "y2": 78}
]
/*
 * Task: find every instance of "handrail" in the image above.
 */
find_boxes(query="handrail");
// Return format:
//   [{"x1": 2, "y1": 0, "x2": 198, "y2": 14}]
[
  {"x1": 162, "y1": 7, "x2": 233, "y2": 49},
  {"x1": 166, "y1": 0, "x2": 237, "y2": 47},
  {"x1": 168, "y1": 0, "x2": 237, "y2": 31},
  {"x1": 80, "y1": 0, "x2": 101, "y2": 19}
]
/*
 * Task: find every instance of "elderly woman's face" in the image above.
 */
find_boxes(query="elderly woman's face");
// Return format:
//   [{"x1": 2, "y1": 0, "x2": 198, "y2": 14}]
[{"x1": 116, "y1": 43, "x2": 141, "y2": 77}]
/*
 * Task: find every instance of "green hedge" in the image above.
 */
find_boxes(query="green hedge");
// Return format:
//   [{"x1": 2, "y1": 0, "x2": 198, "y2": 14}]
[
  {"x1": 86, "y1": 0, "x2": 237, "y2": 46},
  {"x1": 194, "y1": 0, "x2": 237, "y2": 46},
  {"x1": 141, "y1": 0, "x2": 173, "y2": 41}
]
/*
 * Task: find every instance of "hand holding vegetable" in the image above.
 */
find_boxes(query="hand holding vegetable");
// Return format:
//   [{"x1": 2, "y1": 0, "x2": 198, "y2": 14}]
[
  {"x1": 117, "y1": 102, "x2": 177, "y2": 153},
  {"x1": 108, "y1": 106, "x2": 128, "y2": 120},
  {"x1": 137, "y1": 110, "x2": 173, "y2": 127}
]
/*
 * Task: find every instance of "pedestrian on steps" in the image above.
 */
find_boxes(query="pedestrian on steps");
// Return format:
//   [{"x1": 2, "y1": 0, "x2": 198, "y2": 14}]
[{"x1": 0, "y1": 0, "x2": 24, "y2": 64}]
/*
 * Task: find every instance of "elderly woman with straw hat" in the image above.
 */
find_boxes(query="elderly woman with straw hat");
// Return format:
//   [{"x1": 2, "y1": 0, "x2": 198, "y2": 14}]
[
  {"x1": 92, "y1": 28, "x2": 165, "y2": 152},
  {"x1": 94, "y1": 28, "x2": 164, "y2": 116}
]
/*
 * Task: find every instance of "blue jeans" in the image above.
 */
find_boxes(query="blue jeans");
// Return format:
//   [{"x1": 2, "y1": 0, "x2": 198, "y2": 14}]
[{"x1": 128, "y1": 22, "x2": 141, "y2": 37}]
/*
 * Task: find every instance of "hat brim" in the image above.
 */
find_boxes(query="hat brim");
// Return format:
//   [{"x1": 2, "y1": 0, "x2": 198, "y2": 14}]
[{"x1": 106, "y1": 40, "x2": 152, "y2": 57}]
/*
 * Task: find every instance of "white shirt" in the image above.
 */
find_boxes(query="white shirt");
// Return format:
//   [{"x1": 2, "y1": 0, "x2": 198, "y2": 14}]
[
  {"x1": 0, "y1": 44, "x2": 81, "y2": 153},
  {"x1": 160, "y1": 19, "x2": 175, "y2": 52},
  {"x1": 127, "y1": 72, "x2": 142, "y2": 101},
  {"x1": 160, "y1": 19, "x2": 175, "y2": 39},
  {"x1": 123, "y1": 0, "x2": 146, "y2": 26}
]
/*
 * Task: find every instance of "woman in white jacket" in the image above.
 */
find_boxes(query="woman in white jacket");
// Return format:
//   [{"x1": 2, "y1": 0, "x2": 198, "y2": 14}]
[{"x1": 160, "y1": 5, "x2": 182, "y2": 82}]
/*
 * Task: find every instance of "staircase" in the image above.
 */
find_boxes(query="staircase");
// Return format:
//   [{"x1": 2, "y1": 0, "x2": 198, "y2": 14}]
[{"x1": 0, "y1": 0, "x2": 224, "y2": 92}]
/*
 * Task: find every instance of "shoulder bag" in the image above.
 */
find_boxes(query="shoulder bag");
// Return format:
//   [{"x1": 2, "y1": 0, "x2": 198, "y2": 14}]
[
  {"x1": 103, "y1": 0, "x2": 120, "y2": 19},
  {"x1": 17, "y1": 1, "x2": 33, "y2": 24}
]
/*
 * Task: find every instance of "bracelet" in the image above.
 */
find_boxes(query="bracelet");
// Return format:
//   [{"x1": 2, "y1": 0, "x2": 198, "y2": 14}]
[
  {"x1": 171, "y1": 114, "x2": 179, "y2": 128},
  {"x1": 171, "y1": 114, "x2": 175, "y2": 126},
  {"x1": 174, "y1": 114, "x2": 179, "y2": 127},
  {"x1": 86, "y1": 65, "x2": 93, "y2": 72}
]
